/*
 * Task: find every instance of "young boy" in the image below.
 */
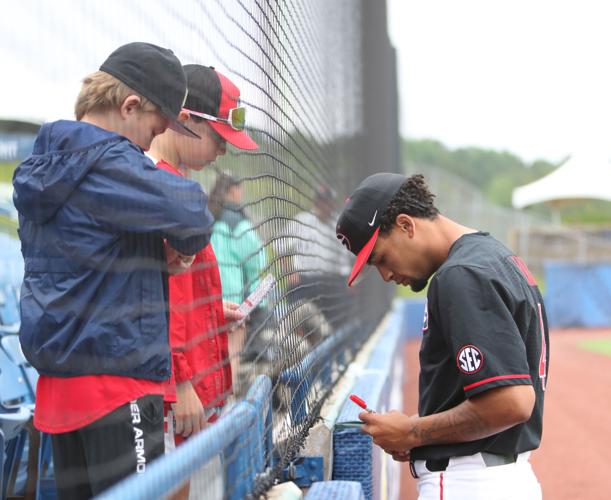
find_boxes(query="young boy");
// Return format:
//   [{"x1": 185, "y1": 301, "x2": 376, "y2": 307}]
[
  {"x1": 13, "y1": 42, "x2": 214, "y2": 498},
  {"x1": 147, "y1": 65, "x2": 258, "y2": 497}
]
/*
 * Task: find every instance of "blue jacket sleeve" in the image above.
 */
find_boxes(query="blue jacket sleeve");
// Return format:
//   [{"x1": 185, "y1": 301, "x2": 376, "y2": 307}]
[{"x1": 79, "y1": 146, "x2": 213, "y2": 255}]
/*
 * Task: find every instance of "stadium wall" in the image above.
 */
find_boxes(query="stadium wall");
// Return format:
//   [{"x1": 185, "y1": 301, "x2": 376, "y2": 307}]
[{"x1": 545, "y1": 262, "x2": 611, "y2": 328}]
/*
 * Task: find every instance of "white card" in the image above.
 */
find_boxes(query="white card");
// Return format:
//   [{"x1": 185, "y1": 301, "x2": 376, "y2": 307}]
[{"x1": 236, "y1": 274, "x2": 276, "y2": 319}]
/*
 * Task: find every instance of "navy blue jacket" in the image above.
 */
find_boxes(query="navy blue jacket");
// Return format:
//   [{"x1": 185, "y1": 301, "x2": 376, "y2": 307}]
[{"x1": 13, "y1": 120, "x2": 213, "y2": 380}]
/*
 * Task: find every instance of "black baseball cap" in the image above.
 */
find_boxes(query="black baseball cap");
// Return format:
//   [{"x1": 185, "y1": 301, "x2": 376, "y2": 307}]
[
  {"x1": 336, "y1": 173, "x2": 406, "y2": 286},
  {"x1": 100, "y1": 42, "x2": 200, "y2": 139}
]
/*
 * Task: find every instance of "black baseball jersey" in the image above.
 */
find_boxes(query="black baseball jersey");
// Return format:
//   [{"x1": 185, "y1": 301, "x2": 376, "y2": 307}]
[{"x1": 411, "y1": 232, "x2": 549, "y2": 460}]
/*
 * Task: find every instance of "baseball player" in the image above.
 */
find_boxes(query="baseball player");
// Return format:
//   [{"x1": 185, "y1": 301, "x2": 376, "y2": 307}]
[{"x1": 336, "y1": 173, "x2": 548, "y2": 499}]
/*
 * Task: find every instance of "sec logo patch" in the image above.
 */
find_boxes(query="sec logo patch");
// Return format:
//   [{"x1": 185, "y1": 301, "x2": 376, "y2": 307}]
[{"x1": 456, "y1": 345, "x2": 484, "y2": 374}]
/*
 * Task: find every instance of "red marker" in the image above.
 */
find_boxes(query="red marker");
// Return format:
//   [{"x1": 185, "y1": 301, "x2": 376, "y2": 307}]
[{"x1": 349, "y1": 394, "x2": 375, "y2": 413}]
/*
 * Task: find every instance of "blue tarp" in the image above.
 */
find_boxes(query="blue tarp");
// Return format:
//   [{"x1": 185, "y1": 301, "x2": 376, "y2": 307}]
[{"x1": 544, "y1": 262, "x2": 611, "y2": 328}]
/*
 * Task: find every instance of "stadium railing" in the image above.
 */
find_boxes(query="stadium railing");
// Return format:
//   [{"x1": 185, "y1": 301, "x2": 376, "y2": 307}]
[{"x1": 97, "y1": 298, "x2": 414, "y2": 499}]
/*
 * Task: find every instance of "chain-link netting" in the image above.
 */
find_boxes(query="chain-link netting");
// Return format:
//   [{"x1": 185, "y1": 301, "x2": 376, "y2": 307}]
[{"x1": 1, "y1": 0, "x2": 398, "y2": 498}]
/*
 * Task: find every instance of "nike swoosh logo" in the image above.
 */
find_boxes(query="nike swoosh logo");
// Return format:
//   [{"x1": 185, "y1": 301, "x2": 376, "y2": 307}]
[{"x1": 368, "y1": 210, "x2": 378, "y2": 227}]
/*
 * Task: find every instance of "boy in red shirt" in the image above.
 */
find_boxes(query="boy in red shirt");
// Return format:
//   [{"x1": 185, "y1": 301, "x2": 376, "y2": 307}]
[{"x1": 148, "y1": 64, "x2": 258, "y2": 498}]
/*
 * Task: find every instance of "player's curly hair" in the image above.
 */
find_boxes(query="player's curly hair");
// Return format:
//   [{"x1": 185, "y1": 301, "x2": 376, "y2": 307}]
[{"x1": 378, "y1": 174, "x2": 439, "y2": 234}]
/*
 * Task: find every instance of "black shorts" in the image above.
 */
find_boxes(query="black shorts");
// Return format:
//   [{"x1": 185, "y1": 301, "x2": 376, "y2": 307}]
[{"x1": 51, "y1": 394, "x2": 164, "y2": 499}]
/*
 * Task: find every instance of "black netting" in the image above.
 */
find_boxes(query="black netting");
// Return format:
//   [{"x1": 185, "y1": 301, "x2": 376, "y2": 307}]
[{"x1": 1, "y1": 1, "x2": 399, "y2": 498}]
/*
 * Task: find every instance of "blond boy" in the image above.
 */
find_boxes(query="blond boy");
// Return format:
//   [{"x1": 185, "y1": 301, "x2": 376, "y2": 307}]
[{"x1": 13, "y1": 42, "x2": 214, "y2": 497}]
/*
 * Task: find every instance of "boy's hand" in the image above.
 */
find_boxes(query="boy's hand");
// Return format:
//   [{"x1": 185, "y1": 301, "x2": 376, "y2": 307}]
[
  {"x1": 173, "y1": 381, "x2": 207, "y2": 437},
  {"x1": 223, "y1": 301, "x2": 246, "y2": 331}
]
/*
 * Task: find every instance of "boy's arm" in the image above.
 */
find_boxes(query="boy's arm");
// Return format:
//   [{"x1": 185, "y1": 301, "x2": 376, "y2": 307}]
[
  {"x1": 167, "y1": 276, "x2": 194, "y2": 382},
  {"x1": 174, "y1": 380, "x2": 206, "y2": 437},
  {"x1": 82, "y1": 150, "x2": 213, "y2": 255},
  {"x1": 167, "y1": 271, "x2": 205, "y2": 438}
]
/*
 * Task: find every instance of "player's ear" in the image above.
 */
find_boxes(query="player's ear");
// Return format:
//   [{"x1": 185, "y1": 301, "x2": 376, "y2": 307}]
[{"x1": 395, "y1": 214, "x2": 415, "y2": 237}]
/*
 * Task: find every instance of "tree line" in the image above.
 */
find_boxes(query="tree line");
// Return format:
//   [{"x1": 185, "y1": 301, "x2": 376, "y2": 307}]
[{"x1": 402, "y1": 138, "x2": 611, "y2": 224}]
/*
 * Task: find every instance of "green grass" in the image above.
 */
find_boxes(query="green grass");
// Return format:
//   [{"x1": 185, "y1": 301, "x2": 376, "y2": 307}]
[
  {"x1": 0, "y1": 216, "x2": 18, "y2": 238},
  {"x1": 578, "y1": 339, "x2": 611, "y2": 357},
  {"x1": 395, "y1": 283, "x2": 428, "y2": 298},
  {"x1": 0, "y1": 163, "x2": 17, "y2": 183},
  {"x1": 533, "y1": 273, "x2": 546, "y2": 295}
]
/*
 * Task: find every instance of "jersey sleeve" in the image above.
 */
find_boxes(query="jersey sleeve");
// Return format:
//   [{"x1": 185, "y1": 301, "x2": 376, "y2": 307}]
[
  {"x1": 434, "y1": 265, "x2": 532, "y2": 398},
  {"x1": 167, "y1": 264, "x2": 194, "y2": 383}
]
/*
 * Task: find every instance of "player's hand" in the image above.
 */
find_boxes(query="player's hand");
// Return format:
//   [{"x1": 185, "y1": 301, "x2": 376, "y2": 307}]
[
  {"x1": 359, "y1": 410, "x2": 415, "y2": 452},
  {"x1": 174, "y1": 381, "x2": 207, "y2": 438},
  {"x1": 166, "y1": 245, "x2": 195, "y2": 275},
  {"x1": 223, "y1": 301, "x2": 245, "y2": 331}
]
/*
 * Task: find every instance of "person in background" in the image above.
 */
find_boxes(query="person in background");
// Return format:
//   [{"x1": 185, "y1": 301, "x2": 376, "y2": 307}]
[
  {"x1": 209, "y1": 171, "x2": 269, "y2": 382},
  {"x1": 12, "y1": 42, "x2": 213, "y2": 498},
  {"x1": 148, "y1": 65, "x2": 258, "y2": 499},
  {"x1": 209, "y1": 171, "x2": 267, "y2": 304},
  {"x1": 281, "y1": 186, "x2": 352, "y2": 331}
]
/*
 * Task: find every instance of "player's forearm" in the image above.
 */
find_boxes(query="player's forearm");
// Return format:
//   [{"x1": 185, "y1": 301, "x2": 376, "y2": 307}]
[{"x1": 408, "y1": 385, "x2": 535, "y2": 447}]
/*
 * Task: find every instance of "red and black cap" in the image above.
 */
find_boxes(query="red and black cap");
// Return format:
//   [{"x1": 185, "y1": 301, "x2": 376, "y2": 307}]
[
  {"x1": 100, "y1": 42, "x2": 200, "y2": 139},
  {"x1": 182, "y1": 65, "x2": 258, "y2": 150},
  {"x1": 336, "y1": 173, "x2": 406, "y2": 286}
]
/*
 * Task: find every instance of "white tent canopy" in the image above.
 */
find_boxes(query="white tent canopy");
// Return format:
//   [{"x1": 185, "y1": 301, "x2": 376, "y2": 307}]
[{"x1": 512, "y1": 154, "x2": 611, "y2": 209}]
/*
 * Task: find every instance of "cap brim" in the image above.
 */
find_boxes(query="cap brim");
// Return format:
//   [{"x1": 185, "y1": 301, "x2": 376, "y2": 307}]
[
  {"x1": 169, "y1": 119, "x2": 201, "y2": 139},
  {"x1": 209, "y1": 121, "x2": 259, "y2": 150},
  {"x1": 348, "y1": 227, "x2": 379, "y2": 287}
]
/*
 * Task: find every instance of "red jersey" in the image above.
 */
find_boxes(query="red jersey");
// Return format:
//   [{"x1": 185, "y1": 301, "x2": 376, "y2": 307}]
[{"x1": 157, "y1": 159, "x2": 232, "y2": 408}]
